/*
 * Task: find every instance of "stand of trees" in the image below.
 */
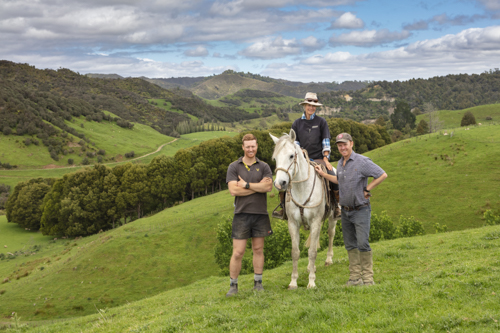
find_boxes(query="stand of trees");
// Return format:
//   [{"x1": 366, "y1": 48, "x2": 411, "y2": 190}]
[{"x1": 5, "y1": 119, "x2": 391, "y2": 237}]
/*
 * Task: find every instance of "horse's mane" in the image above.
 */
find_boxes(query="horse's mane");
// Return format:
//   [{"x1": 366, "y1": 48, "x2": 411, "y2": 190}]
[{"x1": 272, "y1": 133, "x2": 297, "y2": 160}]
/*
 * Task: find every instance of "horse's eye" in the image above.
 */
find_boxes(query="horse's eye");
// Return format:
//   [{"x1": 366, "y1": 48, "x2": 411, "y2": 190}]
[{"x1": 290, "y1": 154, "x2": 294, "y2": 159}]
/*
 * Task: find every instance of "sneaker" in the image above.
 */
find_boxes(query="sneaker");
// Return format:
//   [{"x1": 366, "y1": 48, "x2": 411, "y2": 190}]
[
  {"x1": 253, "y1": 280, "x2": 264, "y2": 291},
  {"x1": 225, "y1": 283, "x2": 238, "y2": 297},
  {"x1": 346, "y1": 278, "x2": 364, "y2": 287},
  {"x1": 363, "y1": 281, "x2": 376, "y2": 286}
]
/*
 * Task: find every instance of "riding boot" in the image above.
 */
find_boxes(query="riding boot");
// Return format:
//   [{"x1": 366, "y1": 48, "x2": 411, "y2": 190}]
[
  {"x1": 346, "y1": 249, "x2": 364, "y2": 286},
  {"x1": 272, "y1": 192, "x2": 286, "y2": 220},
  {"x1": 333, "y1": 190, "x2": 341, "y2": 218},
  {"x1": 360, "y1": 251, "x2": 375, "y2": 286}
]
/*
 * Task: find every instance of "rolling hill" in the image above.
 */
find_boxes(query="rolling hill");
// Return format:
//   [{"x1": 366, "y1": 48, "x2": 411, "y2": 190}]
[
  {"x1": 1, "y1": 123, "x2": 499, "y2": 325},
  {"x1": 5, "y1": 223, "x2": 500, "y2": 332}
]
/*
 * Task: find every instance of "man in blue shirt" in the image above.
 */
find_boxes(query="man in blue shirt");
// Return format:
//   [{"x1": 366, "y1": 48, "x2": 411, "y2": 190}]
[{"x1": 315, "y1": 132, "x2": 387, "y2": 286}]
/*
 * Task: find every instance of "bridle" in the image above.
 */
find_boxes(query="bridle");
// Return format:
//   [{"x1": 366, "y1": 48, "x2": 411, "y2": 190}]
[{"x1": 274, "y1": 143, "x2": 324, "y2": 218}]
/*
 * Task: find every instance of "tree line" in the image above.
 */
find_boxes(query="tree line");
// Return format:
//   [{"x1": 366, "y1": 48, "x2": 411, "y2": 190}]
[{"x1": 5, "y1": 119, "x2": 390, "y2": 237}]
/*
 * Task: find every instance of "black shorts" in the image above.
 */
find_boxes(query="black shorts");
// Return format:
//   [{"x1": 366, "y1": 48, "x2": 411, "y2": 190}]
[{"x1": 232, "y1": 213, "x2": 273, "y2": 239}]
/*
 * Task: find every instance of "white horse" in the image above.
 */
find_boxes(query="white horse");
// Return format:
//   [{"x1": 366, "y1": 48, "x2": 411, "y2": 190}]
[{"x1": 270, "y1": 129, "x2": 338, "y2": 289}]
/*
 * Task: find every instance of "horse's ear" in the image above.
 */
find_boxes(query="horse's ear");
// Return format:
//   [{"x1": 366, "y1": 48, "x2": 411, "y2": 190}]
[
  {"x1": 289, "y1": 129, "x2": 296, "y2": 142},
  {"x1": 269, "y1": 133, "x2": 279, "y2": 144}
]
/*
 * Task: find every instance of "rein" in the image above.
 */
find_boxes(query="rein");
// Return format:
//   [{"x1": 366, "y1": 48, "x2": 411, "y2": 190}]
[{"x1": 274, "y1": 144, "x2": 325, "y2": 217}]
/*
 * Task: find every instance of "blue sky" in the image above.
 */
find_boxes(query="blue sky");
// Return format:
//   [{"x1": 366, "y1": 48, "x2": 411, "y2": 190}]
[{"x1": 1, "y1": 0, "x2": 499, "y2": 83}]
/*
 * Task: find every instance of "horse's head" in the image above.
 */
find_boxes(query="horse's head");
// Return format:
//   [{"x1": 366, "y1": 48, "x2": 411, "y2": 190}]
[{"x1": 270, "y1": 129, "x2": 299, "y2": 192}]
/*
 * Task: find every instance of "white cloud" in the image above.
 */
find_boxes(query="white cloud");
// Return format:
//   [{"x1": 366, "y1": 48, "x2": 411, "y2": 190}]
[
  {"x1": 264, "y1": 26, "x2": 500, "y2": 82},
  {"x1": 184, "y1": 46, "x2": 209, "y2": 57},
  {"x1": 239, "y1": 36, "x2": 302, "y2": 59},
  {"x1": 300, "y1": 36, "x2": 326, "y2": 52},
  {"x1": 329, "y1": 12, "x2": 364, "y2": 29},
  {"x1": 476, "y1": 0, "x2": 500, "y2": 11},
  {"x1": 329, "y1": 29, "x2": 411, "y2": 47}
]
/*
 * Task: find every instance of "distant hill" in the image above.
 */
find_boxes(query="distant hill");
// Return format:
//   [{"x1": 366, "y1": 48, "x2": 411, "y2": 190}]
[
  {"x1": 0, "y1": 61, "x2": 259, "y2": 166},
  {"x1": 143, "y1": 76, "x2": 206, "y2": 90},
  {"x1": 85, "y1": 73, "x2": 124, "y2": 80}
]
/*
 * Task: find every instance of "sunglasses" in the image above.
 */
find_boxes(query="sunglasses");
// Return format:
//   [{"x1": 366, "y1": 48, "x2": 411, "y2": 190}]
[{"x1": 306, "y1": 99, "x2": 318, "y2": 103}]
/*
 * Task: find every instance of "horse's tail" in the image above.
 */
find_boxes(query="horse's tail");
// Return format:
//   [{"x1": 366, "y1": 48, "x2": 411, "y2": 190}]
[{"x1": 304, "y1": 235, "x2": 321, "y2": 249}]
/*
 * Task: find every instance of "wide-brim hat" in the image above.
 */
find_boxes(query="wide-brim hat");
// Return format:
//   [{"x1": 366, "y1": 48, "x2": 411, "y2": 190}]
[
  {"x1": 335, "y1": 133, "x2": 353, "y2": 143},
  {"x1": 299, "y1": 92, "x2": 322, "y2": 106}
]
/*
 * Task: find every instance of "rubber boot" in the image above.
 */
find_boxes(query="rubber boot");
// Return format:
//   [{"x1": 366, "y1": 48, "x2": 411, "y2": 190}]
[
  {"x1": 346, "y1": 249, "x2": 364, "y2": 286},
  {"x1": 360, "y1": 251, "x2": 375, "y2": 286},
  {"x1": 272, "y1": 192, "x2": 286, "y2": 219}
]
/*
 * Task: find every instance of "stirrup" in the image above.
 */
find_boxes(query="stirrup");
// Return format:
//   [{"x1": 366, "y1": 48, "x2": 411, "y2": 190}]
[{"x1": 272, "y1": 203, "x2": 286, "y2": 220}]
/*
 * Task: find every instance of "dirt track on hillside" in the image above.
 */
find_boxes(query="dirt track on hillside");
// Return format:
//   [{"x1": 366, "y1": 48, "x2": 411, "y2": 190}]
[{"x1": 0, "y1": 138, "x2": 179, "y2": 173}]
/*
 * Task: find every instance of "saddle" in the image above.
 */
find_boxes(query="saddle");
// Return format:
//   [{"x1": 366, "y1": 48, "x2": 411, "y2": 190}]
[{"x1": 272, "y1": 158, "x2": 335, "y2": 225}]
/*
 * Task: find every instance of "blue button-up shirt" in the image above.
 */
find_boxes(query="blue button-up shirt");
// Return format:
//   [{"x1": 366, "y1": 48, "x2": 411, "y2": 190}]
[{"x1": 337, "y1": 151, "x2": 385, "y2": 207}]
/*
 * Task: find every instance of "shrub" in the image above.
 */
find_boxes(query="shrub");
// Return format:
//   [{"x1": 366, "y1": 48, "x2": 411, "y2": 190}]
[
  {"x1": 396, "y1": 215, "x2": 425, "y2": 238},
  {"x1": 370, "y1": 211, "x2": 397, "y2": 241},
  {"x1": 460, "y1": 111, "x2": 476, "y2": 126},
  {"x1": 68, "y1": 158, "x2": 74, "y2": 165},
  {"x1": 214, "y1": 215, "x2": 243, "y2": 276},
  {"x1": 97, "y1": 155, "x2": 103, "y2": 163},
  {"x1": 50, "y1": 150, "x2": 59, "y2": 161},
  {"x1": 97, "y1": 149, "x2": 106, "y2": 156},
  {"x1": 484, "y1": 210, "x2": 500, "y2": 226},
  {"x1": 434, "y1": 223, "x2": 448, "y2": 233},
  {"x1": 24, "y1": 138, "x2": 32, "y2": 146},
  {"x1": 320, "y1": 218, "x2": 344, "y2": 247},
  {"x1": 2, "y1": 127, "x2": 12, "y2": 135},
  {"x1": 81, "y1": 157, "x2": 90, "y2": 165}
]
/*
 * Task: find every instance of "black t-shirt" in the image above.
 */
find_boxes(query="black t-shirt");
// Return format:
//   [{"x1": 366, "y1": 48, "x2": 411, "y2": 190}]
[
  {"x1": 291, "y1": 115, "x2": 331, "y2": 160},
  {"x1": 226, "y1": 157, "x2": 272, "y2": 215}
]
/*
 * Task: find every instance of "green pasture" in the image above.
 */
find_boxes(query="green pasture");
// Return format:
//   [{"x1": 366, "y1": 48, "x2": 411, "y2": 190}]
[
  {"x1": 204, "y1": 94, "x2": 301, "y2": 114},
  {"x1": 64, "y1": 116, "x2": 174, "y2": 160},
  {"x1": 2, "y1": 122, "x2": 500, "y2": 326},
  {"x1": 0, "y1": 216, "x2": 52, "y2": 251},
  {"x1": 0, "y1": 131, "x2": 238, "y2": 189},
  {"x1": 0, "y1": 188, "x2": 267, "y2": 321},
  {"x1": 0, "y1": 117, "x2": 173, "y2": 170},
  {"x1": 8, "y1": 224, "x2": 500, "y2": 332},
  {"x1": 149, "y1": 99, "x2": 198, "y2": 120},
  {"x1": 417, "y1": 103, "x2": 500, "y2": 129},
  {"x1": 364, "y1": 123, "x2": 500, "y2": 232}
]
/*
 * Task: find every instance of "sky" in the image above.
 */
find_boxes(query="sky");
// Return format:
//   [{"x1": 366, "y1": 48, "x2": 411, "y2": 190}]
[{"x1": 1, "y1": 0, "x2": 500, "y2": 83}]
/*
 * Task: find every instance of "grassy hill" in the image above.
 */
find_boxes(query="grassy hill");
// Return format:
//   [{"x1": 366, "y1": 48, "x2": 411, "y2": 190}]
[
  {"x1": 365, "y1": 123, "x2": 500, "y2": 231},
  {"x1": 0, "y1": 131, "x2": 238, "y2": 189},
  {"x1": 0, "y1": 189, "x2": 247, "y2": 322},
  {"x1": 190, "y1": 71, "x2": 366, "y2": 100},
  {"x1": 0, "y1": 116, "x2": 174, "y2": 169},
  {"x1": 1, "y1": 123, "x2": 499, "y2": 326},
  {"x1": 416, "y1": 104, "x2": 500, "y2": 130},
  {"x1": 7, "y1": 224, "x2": 500, "y2": 332}
]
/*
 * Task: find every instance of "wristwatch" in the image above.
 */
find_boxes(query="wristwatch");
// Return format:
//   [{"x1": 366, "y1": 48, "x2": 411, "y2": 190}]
[
  {"x1": 245, "y1": 182, "x2": 250, "y2": 189},
  {"x1": 363, "y1": 187, "x2": 370, "y2": 192}
]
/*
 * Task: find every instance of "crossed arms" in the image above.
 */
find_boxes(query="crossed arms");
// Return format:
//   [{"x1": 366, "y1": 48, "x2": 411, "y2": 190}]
[{"x1": 228, "y1": 175, "x2": 273, "y2": 197}]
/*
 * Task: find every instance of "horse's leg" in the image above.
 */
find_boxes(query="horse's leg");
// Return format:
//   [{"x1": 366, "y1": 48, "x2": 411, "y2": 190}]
[
  {"x1": 306, "y1": 218, "x2": 322, "y2": 288},
  {"x1": 325, "y1": 213, "x2": 337, "y2": 266},
  {"x1": 287, "y1": 218, "x2": 301, "y2": 290}
]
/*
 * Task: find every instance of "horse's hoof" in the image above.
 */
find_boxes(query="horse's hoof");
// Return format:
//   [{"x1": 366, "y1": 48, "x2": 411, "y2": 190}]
[
  {"x1": 307, "y1": 283, "x2": 317, "y2": 289},
  {"x1": 325, "y1": 261, "x2": 333, "y2": 266},
  {"x1": 288, "y1": 285, "x2": 298, "y2": 290}
]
